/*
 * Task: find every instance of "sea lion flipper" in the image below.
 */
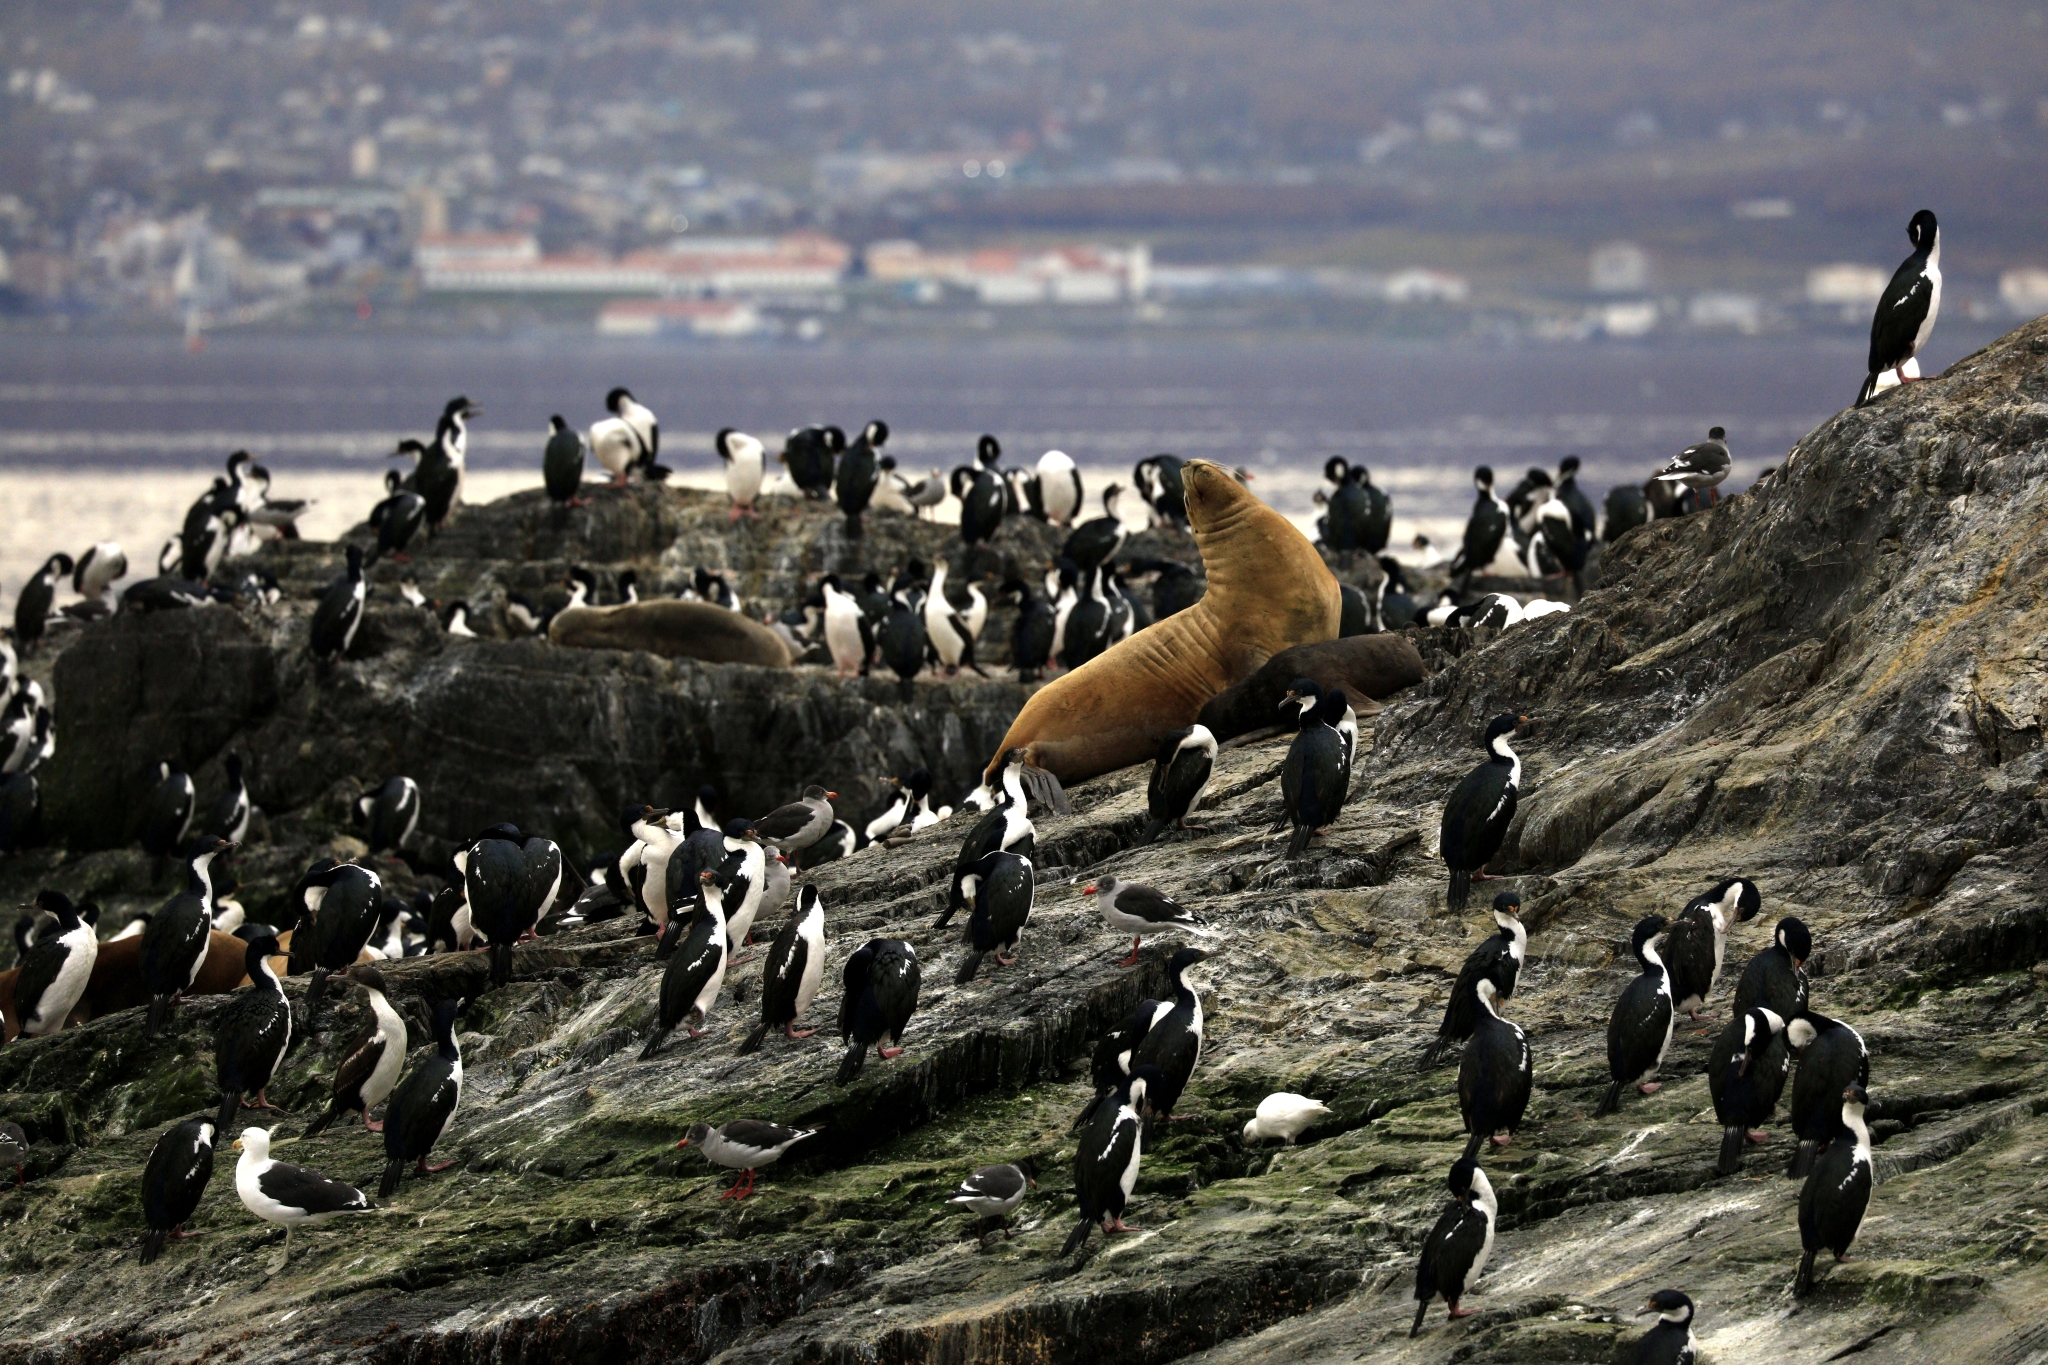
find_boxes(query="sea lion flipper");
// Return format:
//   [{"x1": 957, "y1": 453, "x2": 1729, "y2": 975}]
[{"x1": 1018, "y1": 761, "x2": 1071, "y2": 816}]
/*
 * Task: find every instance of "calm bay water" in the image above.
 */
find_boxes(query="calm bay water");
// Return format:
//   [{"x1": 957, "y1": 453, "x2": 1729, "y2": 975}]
[{"x1": 0, "y1": 325, "x2": 2000, "y2": 612}]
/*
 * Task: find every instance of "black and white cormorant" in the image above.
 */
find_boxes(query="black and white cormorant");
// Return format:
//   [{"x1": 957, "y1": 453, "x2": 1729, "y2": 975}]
[
  {"x1": 141, "y1": 836, "x2": 233, "y2": 1034},
  {"x1": 1629, "y1": 1289, "x2": 1697, "y2": 1365},
  {"x1": 938, "y1": 750, "x2": 1035, "y2": 926},
  {"x1": 1280, "y1": 683, "x2": 1350, "y2": 857},
  {"x1": 955, "y1": 436, "x2": 1008, "y2": 547},
  {"x1": 11, "y1": 553, "x2": 72, "y2": 652},
  {"x1": 878, "y1": 592, "x2": 926, "y2": 699},
  {"x1": 1060, "y1": 1064, "x2": 1161, "y2": 1256},
  {"x1": 1448, "y1": 466, "x2": 1509, "y2": 586},
  {"x1": 214, "y1": 930, "x2": 292, "y2": 1136},
  {"x1": 9, "y1": 890, "x2": 96, "y2": 1040},
  {"x1": 1656, "y1": 427, "x2": 1731, "y2": 509},
  {"x1": 834, "y1": 937, "x2": 921, "y2": 1085},
  {"x1": 304, "y1": 965, "x2": 408, "y2": 1136},
  {"x1": 642, "y1": 870, "x2": 730, "y2": 1058},
  {"x1": 1785, "y1": 1010, "x2": 1869, "y2": 1178},
  {"x1": 738, "y1": 884, "x2": 826, "y2": 1054},
  {"x1": 1141, "y1": 724, "x2": 1216, "y2": 845},
  {"x1": 205, "y1": 753, "x2": 250, "y2": 843},
  {"x1": 676, "y1": 1119, "x2": 816, "y2": 1200},
  {"x1": 1795, "y1": 1082, "x2": 1873, "y2": 1296},
  {"x1": 233, "y1": 1125, "x2": 375, "y2": 1271},
  {"x1": 1422, "y1": 891, "x2": 1526, "y2": 1068},
  {"x1": 1133, "y1": 453, "x2": 1189, "y2": 529},
  {"x1": 379, "y1": 998, "x2": 463, "y2": 1196},
  {"x1": 1598, "y1": 915, "x2": 1675, "y2": 1116},
  {"x1": 1123, "y1": 945, "x2": 1210, "y2": 1123},
  {"x1": 835, "y1": 418, "x2": 887, "y2": 538},
  {"x1": 1708, "y1": 1005, "x2": 1787, "y2": 1175},
  {"x1": 1439, "y1": 714, "x2": 1526, "y2": 910},
  {"x1": 1000, "y1": 577, "x2": 1056, "y2": 682},
  {"x1": 309, "y1": 545, "x2": 366, "y2": 662},
  {"x1": 923, "y1": 561, "x2": 986, "y2": 677},
  {"x1": 1062, "y1": 484, "x2": 1129, "y2": 571},
  {"x1": 955, "y1": 849, "x2": 1033, "y2": 984},
  {"x1": 1458, "y1": 978, "x2": 1532, "y2": 1159},
  {"x1": 1410, "y1": 1155, "x2": 1498, "y2": 1336},
  {"x1": 948, "y1": 1157, "x2": 1037, "y2": 1245},
  {"x1": 1856, "y1": 209, "x2": 1941, "y2": 408},
  {"x1": 292, "y1": 860, "x2": 384, "y2": 1035},
  {"x1": 368, "y1": 466, "x2": 426, "y2": 563},
  {"x1": 355, "y1": 775, "x2": 420, "y2": 855},
  {"x1": 543, "y1": 415, "x2": 590, "y2": 508},
  {"x1": 141, "y1": 759, "x2": 197, "y2": 872},
  {"x1": 1727, "y1": 916, "x2": 1809, "y2": 1130},
  {"x1": 460, "y1": 824, "x2": 530, "y2": 986},
  {"x1": 1662, "y1": 877, "x2": 1762, "y2": 1022},
  {"x1": 139, "y1": 1116, "x2": 215, "y2": 1264}
]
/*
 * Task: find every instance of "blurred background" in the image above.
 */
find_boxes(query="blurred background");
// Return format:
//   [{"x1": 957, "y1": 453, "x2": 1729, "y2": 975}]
[{"x1": 3, "y1": 0, "x2": 2047, "y2": 604}]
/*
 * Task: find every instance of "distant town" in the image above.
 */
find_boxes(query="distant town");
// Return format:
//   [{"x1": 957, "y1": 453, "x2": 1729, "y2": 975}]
[{"x1": 2, "y1": 4, "x2": 2045, "y2": 340}]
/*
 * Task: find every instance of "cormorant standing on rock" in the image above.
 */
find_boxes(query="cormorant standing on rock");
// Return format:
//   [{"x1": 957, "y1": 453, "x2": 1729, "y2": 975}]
[
  {"x1": 1438, "y1": 714, "x2": 1526, "y2": 910},
  {"x1": 1856, "y1": 209, "x2": 1941, "y2": 408},
  {"x1": 1598, "y1": 915, "x2": 1675, "y2": 1116},
  {"x1": 1410, "y1": 1156, "x2": 1497, "y2": 1336},
  {"x1": 1422, "y1": 891, "x2": 1525, "y2": 1068}
]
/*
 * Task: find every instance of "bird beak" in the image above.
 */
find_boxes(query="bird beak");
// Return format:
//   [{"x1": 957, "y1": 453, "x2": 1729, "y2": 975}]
[
  {"x1": 1082, "y1": 885, "x2": 1098, "y2": 895},
  {"x1": 232, "y1": 1138, "x2": 243, "y2": 1151},
  {"x1": 674, "y1": 1138, "x2": 691, "y2": 1148},
  {"x1": 825, "y1": 791, "x2": 838, "y2": 800}
]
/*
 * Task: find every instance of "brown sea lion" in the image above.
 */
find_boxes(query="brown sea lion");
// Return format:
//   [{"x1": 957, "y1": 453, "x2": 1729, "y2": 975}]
[
  {"x1": 550, "y1": 601, "x2": 793, "y2": 667},
  {"x1": 984, "y1": 460, "x2": 1339, "y2": 790},
  {"x1": 1197, "y1": 636, "x2": 1428, "y2": 741}
]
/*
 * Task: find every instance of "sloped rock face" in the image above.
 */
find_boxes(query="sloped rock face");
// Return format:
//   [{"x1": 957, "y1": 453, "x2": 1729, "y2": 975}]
[{"x1": 3, "y1": 322, "x2": 2048, "y2": 1365}]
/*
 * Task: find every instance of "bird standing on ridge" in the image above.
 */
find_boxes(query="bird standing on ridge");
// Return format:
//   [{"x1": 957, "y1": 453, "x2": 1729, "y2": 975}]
[
  {"x1": 1599, "y1": 915, "x2": 1677, "y2": 1116},
  {"x1": 1796, "y1": 1082, "x2": 1873, "y2": 1296},
  {"x1": 139, "y1": 1117, "x2": 215, "y2": 1264},
  {"x1": 543, "y1": 415, "x2": 590, "y2": 508},
  {"x1": 1439, "y1": 714, "x2": 1526, "y2": 909},
  {"x1": 835, "y1": 937, "x2": 921, "y2": 1084},
  {"x1": 1857, "y1": 209, "x2": 1942, "y2": 407},
  {"x1": 717, "y1": 428, "x2": 766, "y2": 521},
  {"x1": 1142, "y1": 725, "x2": 1216, "y2": 844},
  {"x1": 1457, "y1": 977, "x2": 1531, "y2": 1159},
  {"x1": 233, "y1": 1126, "x2": 374, "y2": 1273},
  {"x1": 213, "y1": 929, "x2": 292, "y2": 1136},
  {"x1": 738, "y1": 884, "x2": 826, "y2": 1053},
  {"x1": 1657, "y1": 428, "x2": 1731, "y2": 509},
  {"x1": 676, "y1": 1120, "x2": 814, "y2": 1200},
  {"x1": 1410, "y1": 1155, "x2": 1498, "y2": 1336},
  {"x1": 948, "y1": 1157, "x2": 1037, "y2": 1245},
  {"x1": 1422, "y1": 891, "x2": 1525, "y2": 1068},
  {"x1": 1061, "y1": 1064, "x2": 1160, "y2": 1256},
  {"x1": 379, "y1": 998, "x2": 463, "y2": 1197}
]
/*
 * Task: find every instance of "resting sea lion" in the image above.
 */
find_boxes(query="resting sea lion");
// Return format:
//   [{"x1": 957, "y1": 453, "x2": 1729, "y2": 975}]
[
  {"x1": 1197, "y1": 635, "x2": 1427, "y2": 742},
  {"x1": 550, "y1": 601, "x2": 793, "y2": 668},
  {"x1": 984, "y1": 460, "x2": 1339, "y2": 790}
]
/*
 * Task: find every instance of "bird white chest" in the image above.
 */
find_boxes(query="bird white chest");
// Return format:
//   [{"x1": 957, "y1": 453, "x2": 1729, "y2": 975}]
[{"x1": 26, "y1": 926, "x2": 98, "y2": 1033}]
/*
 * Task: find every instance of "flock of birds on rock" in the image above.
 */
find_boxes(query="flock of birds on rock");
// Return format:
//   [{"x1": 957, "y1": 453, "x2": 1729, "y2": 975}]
[{"x1": 0, "y1": 209, "x2": 1952, "y2": 1357}]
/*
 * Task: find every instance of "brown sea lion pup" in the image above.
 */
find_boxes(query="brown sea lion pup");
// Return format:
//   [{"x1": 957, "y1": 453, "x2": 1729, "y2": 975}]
[
  {"x1": 549, "y1": 601, "x2": 793, "y2": 667},
  {"x1": 983, "y1": 460, "x2": 1339, "y2": 793},
  {"x1": 1198, "y1": 635, "x2": 1427, "y2": 742}
]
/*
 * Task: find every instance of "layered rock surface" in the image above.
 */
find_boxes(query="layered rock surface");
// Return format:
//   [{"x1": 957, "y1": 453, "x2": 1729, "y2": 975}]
[{"x1": 4, "y1": 321, "x2": 2048, "y2": 1364}]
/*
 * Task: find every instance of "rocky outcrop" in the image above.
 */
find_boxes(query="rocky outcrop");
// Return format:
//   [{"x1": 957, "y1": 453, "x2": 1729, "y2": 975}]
[{"x1": 3, "y1": 320, "x2": 2048, "y2": 1365}]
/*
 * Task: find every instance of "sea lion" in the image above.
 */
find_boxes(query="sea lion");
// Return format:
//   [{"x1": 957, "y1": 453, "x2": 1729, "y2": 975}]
[
  {"x1": 1197, "y1": 636, "x2": 1427, "y2": 742},
  {"x1": 550, "y1": 601, "x2": 793, "y2": 668},
  {"x1": 984, "y1": 460, "x2": 1339, "y2": 789}
]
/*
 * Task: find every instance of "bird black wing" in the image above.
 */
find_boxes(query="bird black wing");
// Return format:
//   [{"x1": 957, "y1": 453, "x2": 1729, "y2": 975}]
[
  {"x1": 1869, "y1": 260, "x2": 1936, "y2": 373},
  {"x1": 1132, "y1": 1009, "x2": 1201, "y2": 1114},
  {"x1": 955, "y1": 1163, "x2": 1025, "y2": 1202},
  {"x1": 260, "y1": 1159, "x2": 372, "y2": 1215},
  {"x1": 11, "y1": 938, "x2": 67, "y2": 1028},
  {"x1": 839, "y1": 941, "x2": 876, "y2": 1041},
  {"x1": 330, "y1": 1030, "x2": 387, "y2": 1107},
  {"x1": 1607, "y1": 972, "x2": 1671, "y2": 1082},
  {"x1": 753, "y1": 803, "x2": 812, "y2": 841},
  {"x1": 874, "y1": 943, "x2": 921, "y2": 1040},
  {"x1": 142, "y1": 1122, "x2": 215, "y2": 1227},
  {"x1": 386, "y1": 1056, "x2": 460, "y2": 1161},
  {"x1": 1115, "y1": 883, "x2": 1196, "y2": 928},
  {"x1": 760, "y1": 915, "x2": 803, "y2": 1024},
  {"x1": 1440, "y1": 761, "x2": 1513, "y2": 871},
  {"x1": 1660, "y1": 909, "x2": 1713, "y2": 1009},
  {"x1": 722, "y1": 1118, "x2": 807, "y2": 1151}
]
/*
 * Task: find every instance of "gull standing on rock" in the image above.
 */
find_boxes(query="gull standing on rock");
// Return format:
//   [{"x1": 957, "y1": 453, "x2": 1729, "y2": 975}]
[
  {"x1": 948, "y1": 1157, "x2": 1037, "y2": 1244},
  {"x1": 1082, "y1": 875, "x2": 1212, "y2": 967},
  {"x1": 1657, "y1": 428, "x2": 1731, "y2": 508},
  {"x1": 675, "y1": 1120, "x2": 815, "y2": 1200},
  {"x1": 234, "y1": 1126, "x2": 375, "y2": 1273}
]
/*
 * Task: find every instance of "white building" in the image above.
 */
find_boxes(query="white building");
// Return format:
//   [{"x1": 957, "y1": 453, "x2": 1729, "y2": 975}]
[
  {"x1": 1806, "y1": 263, "x2": 1888, "y2": 308},
  {"x1": 2000, "y1": 267, "x2": 2048, "y2": 317}
]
